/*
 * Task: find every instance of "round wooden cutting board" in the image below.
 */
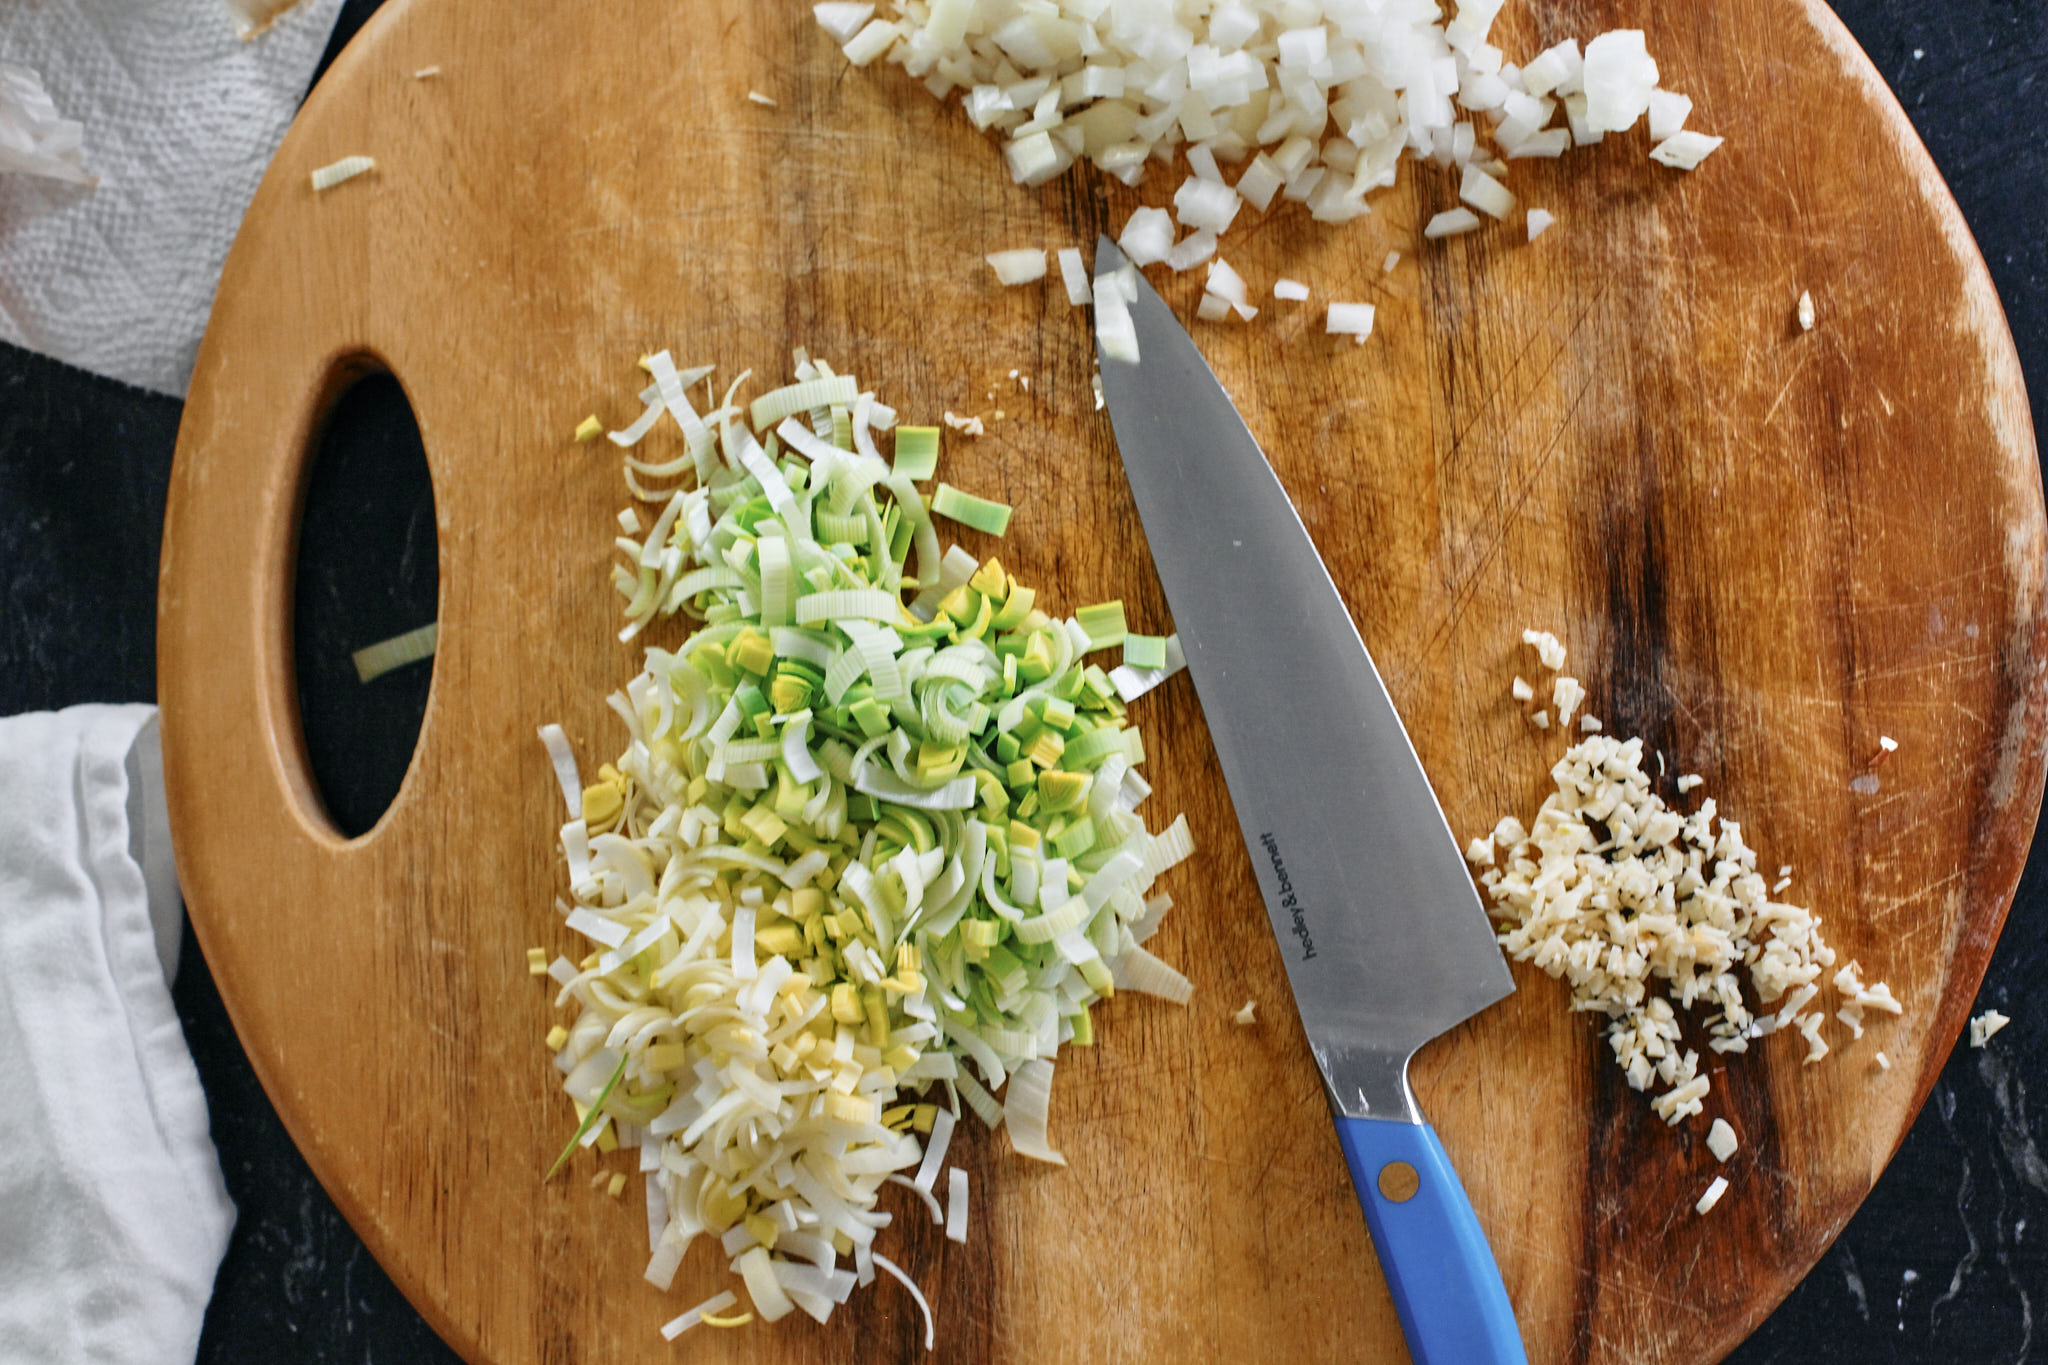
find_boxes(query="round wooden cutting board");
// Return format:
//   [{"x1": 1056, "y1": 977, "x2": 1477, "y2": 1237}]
[{"x1": 159, "y1": 1, "x2": 2046, "y2": 1361}]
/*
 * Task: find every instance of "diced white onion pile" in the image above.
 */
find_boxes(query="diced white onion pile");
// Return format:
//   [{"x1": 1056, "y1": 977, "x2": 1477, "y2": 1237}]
[
  {"x1": 537, "y1": 348, "x2": 1199, "y2": 1340},
  {"x1": 1470, "y1": 630, "x2": 1903, "y2": 1129},
  {"x1": 814, "y1": 0, "x2": 1721, "y2": 273}
]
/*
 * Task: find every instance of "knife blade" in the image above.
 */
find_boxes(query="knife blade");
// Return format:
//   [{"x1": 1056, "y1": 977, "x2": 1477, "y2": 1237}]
[{"x1": 1092, "y1": 238, "x2": 1525, "y2": 1365}]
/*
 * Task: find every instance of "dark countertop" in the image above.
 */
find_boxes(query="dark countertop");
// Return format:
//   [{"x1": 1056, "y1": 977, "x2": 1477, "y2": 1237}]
[{"x1": 2, "y1": 2, "x2": 2043, "y2": 1360}]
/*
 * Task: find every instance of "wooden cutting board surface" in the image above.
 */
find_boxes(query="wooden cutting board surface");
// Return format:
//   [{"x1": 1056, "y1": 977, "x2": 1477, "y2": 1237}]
[{"x1": 158, "y1": 1, "x2": 2047, "y2": 1361}]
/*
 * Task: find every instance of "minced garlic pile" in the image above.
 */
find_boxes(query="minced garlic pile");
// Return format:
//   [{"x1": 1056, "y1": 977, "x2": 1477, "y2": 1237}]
[{"x1": 1469, "y1": 633, "x2": 1903, "y2": 1125}]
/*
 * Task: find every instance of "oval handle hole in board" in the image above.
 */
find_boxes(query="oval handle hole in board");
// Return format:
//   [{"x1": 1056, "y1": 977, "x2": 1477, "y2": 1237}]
[{"x1": 292, "y1": 362, "x2": 438, "y2": 839}]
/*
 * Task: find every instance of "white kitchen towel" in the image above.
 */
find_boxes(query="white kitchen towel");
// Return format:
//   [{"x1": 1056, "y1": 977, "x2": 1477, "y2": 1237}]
[
  {"x1": 0, "y1": 0, "x2": 346, "y2": 397},
  {"x1": 0, "y1": 705, "x2": 234, "y2": 1365}
]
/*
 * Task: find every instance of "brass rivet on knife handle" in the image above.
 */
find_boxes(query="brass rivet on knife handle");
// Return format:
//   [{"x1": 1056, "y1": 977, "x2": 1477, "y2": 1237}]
[{"x1": 1378, "y1": 1161, "x2": 1420, "y2": 1204}]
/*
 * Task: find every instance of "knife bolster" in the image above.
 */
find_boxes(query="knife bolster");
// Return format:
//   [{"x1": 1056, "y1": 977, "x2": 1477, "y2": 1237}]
[{"x1": 1318, "y1": 1043, "x2": 1420, "y2": 1123}]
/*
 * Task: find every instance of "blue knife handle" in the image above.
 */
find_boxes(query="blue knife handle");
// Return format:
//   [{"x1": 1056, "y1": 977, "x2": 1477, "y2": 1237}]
[{"x1": 1335, "y1": 1115, "x2": 1526, "y2": 1365}]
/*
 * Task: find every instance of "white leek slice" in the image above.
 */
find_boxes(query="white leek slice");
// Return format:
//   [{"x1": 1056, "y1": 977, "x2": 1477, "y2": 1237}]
[
  {"x1": 914, "y1": 1106, "x2": 955, "y2": 1191},
  {"x1": 537, "y1": 724, "x2": 583, "y2": 817},
  {"x1": 750, "y1": 375, "x2": 858, "y2": 431},
  {"x1": 737, "y1": 1246, "x2": 795, "y2": 1322},
  {"x1": 1003, "y1": 1058, "x2": 1066, "y2": 1165},
  {"x1": 659, "y1": 1290, "x2": 737, "y2": 1340},
  {"x1": 310, "y1": 155, "x2": 374, "y2": 190},
  {"x1": 871, "y1": 1253, "x2": 935, "y2": 1350},
  {"x1": 945, "y1": 1167, "x2": 969, "y2": 1243},
  {"x1": 1110, "y1": 945, "x2": 1194, "y2": 1003}
]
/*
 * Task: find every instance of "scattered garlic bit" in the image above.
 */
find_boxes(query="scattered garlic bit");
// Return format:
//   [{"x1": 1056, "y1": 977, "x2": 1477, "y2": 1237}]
[
  {"x1": 1797, "y1": 291, "x2": 1817, "y2": 332},
  {"x1": 1695, "y1": 1175, "x2": 1729, "y2": 1216},
  {"x1": 1773, "y1": 875, "x2": 1793, "y2": 894},
  {"x1": 986, "y1": 248, "x2": 1048, "y2": 285},
  {"x1": 1521, "y1": 627, "x2": 1567, "y2": 671},
  {"x1": 1481, "y1": 733, "x2": 1903, "y2": 1122},
  {"x1": 1272, "y1": 278, "x2": 1310, "y2": 302},
  {"x1": 942, "y1": 410, "x2": 985, "y2": 436},
  {"x1": 1382, "y1": 251, "x2": 1402, "y2": 274},
  {"x1": 1511, "y1": 676, "x2": 1535, "y2": 702},
  {"x1": 1970, "y1": 1009, "x2": 2012, "y2": 1048},
  {"x1": 1706, "y1": 1118, "x2": 1738, "y2": 1162},
  {"x1": 1326, "y1": 302, "x2": 1376, "y2": 342},
  {"x1": 413, "y1": 65, "x2": 442, "y2": 79},
  {"x1": 1579, "y1": 716, "x2": 1603, "y2": 733},
  {"x1": 747, "y1": 89, "x2": 778, "y2": 107},
  {"x1": 1799, "y1": 1012, "x2": 1829, "y2": 1064},
  {"x1": 1424, "y1": 207, "x2": 1484, "y2": 240},
  {"x1": 1675, "y1": 773, "x2": 1703, "y2": 793},
  {"x1": 1529, "y1": 709, "x2": 1550, "y2": 731},
  {"x1": 1834, "y1": 961, "x2": 1904, "y2": 1041},
  {"x1": 1465, "y1": 836, "x2": 1497, "y2": 866},
  {"x1": 1552, "y1": 676, "x2": 1586, "y2": 729},
  {"x1": 1878, "y1": 735, "x2": 1898, "y2": 753},
  {"x1": 1526, "y1": 208, "x2": 1556, "y2": 241},
  {"x1": 1492, "y1": 816, "x2": 1527, "y2": 846},
  {"x1": 1233, "y1": 1000, "x2": 1258, "y2": 1026},
  {"x1": 310, "y1": 155, "x2": 375, "y2": 191},
  {"x1": 1874, "y1": 1051, "x2": 1891, "y2": 1071}
]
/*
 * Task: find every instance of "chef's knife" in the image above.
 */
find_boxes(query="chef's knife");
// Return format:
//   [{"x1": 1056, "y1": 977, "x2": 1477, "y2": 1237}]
[{"x1": 1091, "y1": 238, "x2": 1525, "y2": 1364}]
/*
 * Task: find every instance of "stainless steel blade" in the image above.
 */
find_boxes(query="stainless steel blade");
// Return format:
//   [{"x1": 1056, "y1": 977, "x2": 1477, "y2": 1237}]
[{"x1": 1092, "y1": 238, "x2": 1513, "y2": 1122}]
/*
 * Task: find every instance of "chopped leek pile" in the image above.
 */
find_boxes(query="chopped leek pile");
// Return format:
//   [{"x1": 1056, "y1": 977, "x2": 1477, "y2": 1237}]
[{"x1": 535, "y1": 348, "x2": 1196, "y2": 1343}]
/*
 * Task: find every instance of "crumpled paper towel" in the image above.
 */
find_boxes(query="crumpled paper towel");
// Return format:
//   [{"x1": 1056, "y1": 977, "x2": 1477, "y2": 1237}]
[
  {"x1": 0, "y1": 62, "x2": 95, "y2": 185},
  {"x1": 0, "y1": 0, "x2": 345, "y2": 397},
  {"x1": 0, "y1": 704, "x2": 234, "y2": 1364}
]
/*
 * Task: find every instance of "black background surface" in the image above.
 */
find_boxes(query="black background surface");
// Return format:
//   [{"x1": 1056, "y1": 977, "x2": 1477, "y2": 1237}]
[{"x1": 1, "y1": 1, "x2": 2042, "y2": 1359}]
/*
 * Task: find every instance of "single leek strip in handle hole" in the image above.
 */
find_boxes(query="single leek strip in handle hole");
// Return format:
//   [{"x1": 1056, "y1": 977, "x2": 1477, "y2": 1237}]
[
  {"x1": 931, "y1": 483, "x2": 1013, "y2": 536},
  {"x1": 893, "y1": 426, "x2": 940, "y2": 480},
  {"x1": 545, "y1": 1050, "x2": 628, "y2": 1181},
  {"x1": 351, "y1": 622, "x2": 438, "y2": 683}
]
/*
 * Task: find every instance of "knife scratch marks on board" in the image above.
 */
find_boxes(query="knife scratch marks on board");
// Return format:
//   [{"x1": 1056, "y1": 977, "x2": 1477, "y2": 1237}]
[
  {"x1": 1436, "y1": 289, "x2": 1579, "y2": 469},
  {"x1": 1440, "y1": 281, "x2": 1605, "y2": 480},
  {"x1": 1426, "y1": 368, "x2": 1599, "y2": 658},
  {"x1": 1491, "y1": 1224, "x2": 1710, "y2": 1318},
  {"x1": 1760, "y1": 343, "x2": 1820, "y2": 430}
]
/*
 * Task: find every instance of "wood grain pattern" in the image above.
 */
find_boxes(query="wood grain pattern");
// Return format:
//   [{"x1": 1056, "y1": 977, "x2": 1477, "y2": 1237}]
[{"x1": 157, "y1": 1, "x2": 2045, "y2": 1361}]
